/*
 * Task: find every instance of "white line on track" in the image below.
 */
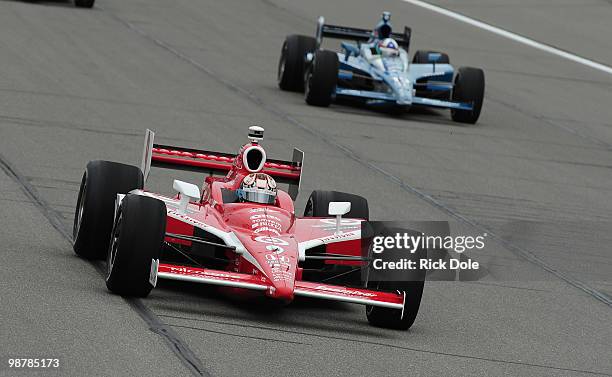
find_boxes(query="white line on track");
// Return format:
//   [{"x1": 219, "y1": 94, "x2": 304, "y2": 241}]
[{"x1": 400, "y1": 0, "x2": 612, "y2": 76}]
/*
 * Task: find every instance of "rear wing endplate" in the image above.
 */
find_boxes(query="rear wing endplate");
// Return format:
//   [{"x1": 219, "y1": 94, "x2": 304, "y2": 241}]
[{"x1": 140, "y1": 129, "x2": 304, "y2": 200}]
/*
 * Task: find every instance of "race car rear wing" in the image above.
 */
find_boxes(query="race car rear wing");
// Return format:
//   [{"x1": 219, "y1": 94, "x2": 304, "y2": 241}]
[
  {"x1": 316, "y1": 16, "x2": 411, "y2": 49},
  {"x1": 141, "y1": 129, "x2": 304, "y2": 199}
]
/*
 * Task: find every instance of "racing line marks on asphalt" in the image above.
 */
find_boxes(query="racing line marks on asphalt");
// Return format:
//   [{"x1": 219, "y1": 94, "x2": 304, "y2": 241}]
[
  {"x1": 128, "y1": 300, "x2": 211, "y2": 377},
  {"x1": 400, "y1": 0, "x2": 612, "y2": 76},
  {"x1": 107, "y1": 9, "x2": 612, "y2": 309},
  {"x1": 486, "y1": 96, "x2": 612, "y2": 152},
  {"x1": 0, "y1": 152, "x2": 72, "y2": 241},
  {"x1": 158, "y1": 314, "x2": 612, "y2": 375},
  {"x1": 167, "y1": 323, "x2": 311, "y2": 346},
  {"x1": 0, "y1": 152, "x2": 209, "y2": 377}
]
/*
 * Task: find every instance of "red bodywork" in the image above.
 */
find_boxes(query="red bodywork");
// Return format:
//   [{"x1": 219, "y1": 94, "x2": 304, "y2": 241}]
[{"x1": 139, "y1": 135, "x2": 404, "y2": 310}]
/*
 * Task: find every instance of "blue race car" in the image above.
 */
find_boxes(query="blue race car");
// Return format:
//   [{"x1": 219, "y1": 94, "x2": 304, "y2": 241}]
[{"x1": 278, "y1": 12, "x2": 485, "y2": 124}]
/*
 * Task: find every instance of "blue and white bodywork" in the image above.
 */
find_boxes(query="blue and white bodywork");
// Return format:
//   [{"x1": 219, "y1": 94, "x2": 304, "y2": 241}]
[
  {"x1": 336, "y1": 46, "x2": 470, "y2": 111},
  {"x1": 314, "y1": 15, "x2": 471, "y2": 112},
  {"x1": 279, "y1": 11, "x2": 485, "y2": 123}
]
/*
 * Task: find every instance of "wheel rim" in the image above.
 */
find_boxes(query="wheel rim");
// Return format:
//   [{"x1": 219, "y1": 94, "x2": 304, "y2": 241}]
[
  {"x1": 278, "y1": 56, "x2": 286, "y2": 83},
  {"x1": 73, "y1": 174, "x2": 86, "y2": 241},
  {"x1": 304, "y1": 197, "x2": 314, "y2": 217},
  {"x1": 277, "y1": 43, "x2": 287, "y2": 83},
  {"x1": 304, "y1": 70, "x2": 312, "y2": 99},
  {"x1": 106, "y1": 212, "x2": 122, "y2": 278}
]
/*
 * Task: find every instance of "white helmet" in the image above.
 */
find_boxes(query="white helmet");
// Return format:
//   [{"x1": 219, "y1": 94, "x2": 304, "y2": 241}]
[
  {"x1": 237, "y1": 173, "x2": 277, "y2": 204},
  {"x1": 377, "y1": 38, "x2": 400, "y2": 57}
]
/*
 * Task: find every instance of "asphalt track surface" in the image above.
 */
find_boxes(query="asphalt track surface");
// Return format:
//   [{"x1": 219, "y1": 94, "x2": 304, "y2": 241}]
[{"x1": 0, "y1": 0, "x2": 611, "y2": 376}]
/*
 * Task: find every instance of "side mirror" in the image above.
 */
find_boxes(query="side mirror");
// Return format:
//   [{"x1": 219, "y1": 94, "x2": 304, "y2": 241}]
[
  {"x1": 341, "y1": 42, "x2": 360, "y2": 60},
  {"x1": 329, "y1": 201, "x2": 351, "y2": 216},
  {"x1": 428, "y1": 52, "x2": 442, "y2": 63},
  {"x1": 173, "y1": 180, "x2": 201, "y2": 214},
  {"x1": 328, "y1": 201, "x2": 351, "y2": 234},
  {"x1": 428, "y1": 52, "x2": 442, "y2": 72}
]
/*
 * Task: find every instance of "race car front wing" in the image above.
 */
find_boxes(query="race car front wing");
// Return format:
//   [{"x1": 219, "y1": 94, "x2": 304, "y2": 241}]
[
  {"x1": 154, "y1": 263, "x2": 404, "y2": 310},
  {"x1": 335, "y1": 87, "x2": 473, "y2": 110}
]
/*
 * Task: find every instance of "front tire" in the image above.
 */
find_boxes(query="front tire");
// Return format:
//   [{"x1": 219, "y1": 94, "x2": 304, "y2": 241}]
[
  {"x1": 365, "y1": 228, "x2": 426, "y2": 330},
  {"x1": 304, "y1": 50, "x2": 339, "y2": 107},
  {"x1": 366, "y1": 280, "x2": 424, "y2": 330},
  {"x1": 278, "y1": 35, "x2": 316, "y2": 92},
  {"x1": 106, "y1": 195, "x2": 166, "y2": 297},
  {"x1": 451, "y1": 67, "x2": 485, "y2": 124},
  {"x1": 73, "y1": 161, "x2": 143, "y2": 260}
]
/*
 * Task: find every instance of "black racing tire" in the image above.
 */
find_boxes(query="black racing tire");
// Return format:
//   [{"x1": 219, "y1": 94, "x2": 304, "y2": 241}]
[
  {"x1": 74, "y1": 0, "x2": 95, "y2": 8},
  {"x1": 303, "y1": 190, "x2": 368, "y2": 220},
  {"x1": 412, "y1": 50, "x2": 450, "y2": 64},
  {"x1": 304, "y1": 50, "x2": 339, "y2": 107},
  {"x1": 73, "y1": 161, "x2": 143, "y2": 260},
  {"x1": 365, "y1": 227, "x2": 426, "y2": 330},
  {"x1": 451, "y1": 67, "x2": 485, "y2": 124},
  {"x1": 106, "y1": 195, "x2": 166, "y2": 297},
  {"x1": 278, "y1": 35, "x2": 316, "y2": 92},
  {"x1": 366, "y1": 280, "x2": 425, "y2": 330}
]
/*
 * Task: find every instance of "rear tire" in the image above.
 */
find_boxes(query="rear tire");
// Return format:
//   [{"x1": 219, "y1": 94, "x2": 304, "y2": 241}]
[
  {"x1": 412, "y1": 50, "x2": 450, "y2": 64},
  {"x1": 278, "y1": 35, "x2": 316, "y2": 92},
  {"x1": 73, "y1": 161, "x2": 143, "y2": 260},
  {"x1": 106, "y1": 195, "x2": 166, "y2": 297},
  {"x1": 74, "y1": 0, "x2": 95, "y2": 8},
  {"x1": 304, "y1": 50, "x2": 339, "y2": 107},
  {"x1": 451, "y1": 67, "x2": 485, "y2": 124},
  {"x1": 365, "y1": 227, "x2": 425, "y2": 330},
  {"x1": 303, "y1": 190, "x2": 368, "y2": 220}
]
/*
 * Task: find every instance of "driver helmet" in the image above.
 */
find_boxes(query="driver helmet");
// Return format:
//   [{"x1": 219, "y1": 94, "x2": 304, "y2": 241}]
[
  {"x1": 377, "y1": 38, "x2": 400, "y2": 57},
  {"x1": 237, "y1": 173, "x2": 277, "y2": 204}
]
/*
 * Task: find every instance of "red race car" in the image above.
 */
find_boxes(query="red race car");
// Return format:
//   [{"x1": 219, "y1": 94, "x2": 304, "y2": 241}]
[{"x1": 72, "y1": 126, "x2": 424, "y2": 330}]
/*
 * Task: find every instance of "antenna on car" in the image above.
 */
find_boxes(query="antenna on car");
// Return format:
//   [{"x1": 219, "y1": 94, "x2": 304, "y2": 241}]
[{"x1": 248, "y1": 125, "x2": 264, "y2": 144}]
